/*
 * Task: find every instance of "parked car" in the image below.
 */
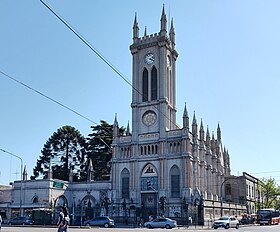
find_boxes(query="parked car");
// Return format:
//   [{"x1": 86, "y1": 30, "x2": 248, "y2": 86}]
[
  {"x1": 144, "y1": 217, "x2": 177, "y2": 229},
  {"x1": 212, "y1": 216, "x2": 239, "y2": 229},
  {"x1": 8, "y1": 216, "x2": 34, "y2": 225},
  {"x1": 84, "y1": 216, "x2": 114, "y2": 228}
]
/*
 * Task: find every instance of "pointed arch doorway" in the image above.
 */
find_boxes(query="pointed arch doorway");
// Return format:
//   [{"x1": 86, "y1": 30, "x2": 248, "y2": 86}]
[{"x1": 140, "y1": 163, "x2": 158, "y2": 221}]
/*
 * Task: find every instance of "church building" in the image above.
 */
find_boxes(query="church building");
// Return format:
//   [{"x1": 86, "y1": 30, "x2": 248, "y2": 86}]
[
  {"x1": 110, "y1": 6, "x2": 244, "y2": 224},
  {"x1": 0, "y1": 6, "x2": 250, "y2": 226}
]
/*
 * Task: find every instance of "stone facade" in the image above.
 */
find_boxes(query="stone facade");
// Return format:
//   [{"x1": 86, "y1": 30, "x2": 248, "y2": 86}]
[
  {"x1": 1, "y1": 178, "x2": 112, "y2": 224},
  {"x1": 224, "y1": 172, "x2": 259, "y2": 214},
  {"x1": 110, "y1": 6, "x2": 245, "y2": 224}
]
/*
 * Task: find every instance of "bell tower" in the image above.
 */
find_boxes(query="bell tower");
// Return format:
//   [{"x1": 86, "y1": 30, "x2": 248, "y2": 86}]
[{"x1": 130, "y1": 6, "x2": 179, "y2": 140}]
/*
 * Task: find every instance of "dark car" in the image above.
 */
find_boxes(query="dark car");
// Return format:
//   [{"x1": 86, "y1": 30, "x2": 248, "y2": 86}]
[
  {"x1": 8, "y1": 216, "x2": 34, "y2": 225},
  {"x1": 144, "y1": 217, "x2": 177, "y2": 229},
  {"x1": 84, "y1": 216, "x2": 114, "y2": 228}
]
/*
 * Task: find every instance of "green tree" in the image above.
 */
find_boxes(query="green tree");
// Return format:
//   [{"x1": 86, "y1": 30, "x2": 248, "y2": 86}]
[
  {"x1": 31, "y1": 125, "x2": 87, "y2": 181},
  {"x1": 87, "y1": 120, "x2": 124, "y2": 180},
  {"x1": 259, "y1": 177, "x2": 280, "y2": 209}
]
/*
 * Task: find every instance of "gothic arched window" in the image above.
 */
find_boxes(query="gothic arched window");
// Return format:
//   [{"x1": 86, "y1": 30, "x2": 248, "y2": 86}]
[
  {"x1": 142, "y1": 68, "x2": 148, "y2": 102},
  {"x1": 170, "y1": 165, "x2": 180, "y2": 198},
  {"x1": 151, "y1": 67, "x2": 157, "y2": 100},
  {"x1": 121, "y1": 168, "x2": 130, "y2": 199},
  {"x1": 32, "y1": 196, "x2": 39, "y2": 203}
]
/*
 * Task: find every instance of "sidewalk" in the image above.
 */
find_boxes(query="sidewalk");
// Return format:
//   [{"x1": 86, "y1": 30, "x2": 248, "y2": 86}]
[{"x1": 177, "y1": 223, "x2": 256, "y2": 230}]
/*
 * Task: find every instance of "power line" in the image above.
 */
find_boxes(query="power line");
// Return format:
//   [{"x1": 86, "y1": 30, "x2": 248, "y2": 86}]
[
  {"x1": 0, "y1": 71, "x2": 95, "y2": 125},
  {"x1": 0, "y1": 70, "x2": 111, "y2": 150},
  {"x1": 39, "y1": 0, "x2": 176, "y2": 129}
]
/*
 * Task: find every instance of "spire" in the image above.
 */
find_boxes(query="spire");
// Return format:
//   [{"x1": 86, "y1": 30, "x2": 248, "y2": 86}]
[
  {"x1": 226, "y1": 149, "x2": 230, "y2": 164},
  {"x1": 113, "y1": 113, "x2": 119, "y2": 139},
  {"x1": 183, "y1": 103, "x2": 189, "y2": 129},
  {"x1": 199, "y1": 119, "x2": 204, "y2": 141},
  {"x1": 23, "y1": 165, "x2": 28, "y2": 181},
  {"x1": 211, "y1": 132, "x2": 216, "y2": 154},
  {"x1": 217, "y1": 123, "x2": 221, "y2": 141},
  {"x1": 87, "y1": 159, "x2": 94, "y2": 181},
  {"x1": 144, "y1": 26, "x2": 147, "y2": 37},
  {"x1": 192, "y1": 111, "x2": 197, "y2": 136},
  {"x1": 133, "y1": 13, "x2": 139, "y2": 42},
  {"x1": 169, "y1": 18, "x2": 175, "y2": 47},
  {"x1": 206, "y1": 126, "x2": 210, "y2": 146},
  {"x1": 126, "y1": 121, "x2": 131, "y2": 136},
  {"x1": 160, "y1": 4, "x2": 167, "y2": 36}
]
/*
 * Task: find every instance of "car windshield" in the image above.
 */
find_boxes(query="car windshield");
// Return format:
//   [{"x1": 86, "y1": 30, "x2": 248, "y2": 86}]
[{"x1": 218, "y1": 217, "x2": 229, "y2": 220}]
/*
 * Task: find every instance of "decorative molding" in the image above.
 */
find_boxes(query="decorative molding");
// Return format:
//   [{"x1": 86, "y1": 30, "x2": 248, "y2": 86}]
[{"x1": 139, "y1": 133, "x2": 159, "y2": 141}]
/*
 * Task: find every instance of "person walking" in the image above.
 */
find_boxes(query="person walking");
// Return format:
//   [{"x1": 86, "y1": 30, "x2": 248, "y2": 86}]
[
  {"x1": 57, "y1": 207, "x2": 65, "y2": 232},
  {"x1": 188, "y1": 215, "x2": 192, "y2": 227},
  {"x1": 62, "y1": 206, "x2": 70, "y2": 232}
]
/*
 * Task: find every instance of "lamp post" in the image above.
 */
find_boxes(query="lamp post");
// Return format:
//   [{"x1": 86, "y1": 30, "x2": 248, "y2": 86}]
[{"x1": 0, "y1": 148, "x2": 23, "y2": 216}]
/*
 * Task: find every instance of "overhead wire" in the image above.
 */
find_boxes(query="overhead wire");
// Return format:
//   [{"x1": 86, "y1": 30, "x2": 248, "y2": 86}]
[
  {"x1": 0, "y1": 70, "x2": 111, "y2": 150},
  {"x1": 39, "y1": 0, "x2": 176, "y2": 129},
  {"x1": 1, "y1": 2, "x2": 231, "y2": 175}
]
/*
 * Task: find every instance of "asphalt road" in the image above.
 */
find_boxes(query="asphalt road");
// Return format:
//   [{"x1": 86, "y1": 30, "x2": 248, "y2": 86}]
[{"x1": 1, "y1": 225, "x2": 280, "y2": 232}]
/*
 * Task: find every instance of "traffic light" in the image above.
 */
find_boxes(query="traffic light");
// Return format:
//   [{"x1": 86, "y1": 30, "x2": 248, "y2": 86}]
[{"x1": 159, "y1": 196, "x2": 166, "y2": 213}]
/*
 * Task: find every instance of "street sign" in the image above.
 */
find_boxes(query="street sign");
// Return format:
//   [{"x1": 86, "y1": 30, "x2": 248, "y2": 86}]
[{"x1": 53, "y1": 181, "x2": 64, "y2": 188}]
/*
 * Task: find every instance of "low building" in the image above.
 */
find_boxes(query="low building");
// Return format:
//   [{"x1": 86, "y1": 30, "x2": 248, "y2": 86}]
[{"x1": 224, "y1": 172, "x2": 259, "y2": 214}]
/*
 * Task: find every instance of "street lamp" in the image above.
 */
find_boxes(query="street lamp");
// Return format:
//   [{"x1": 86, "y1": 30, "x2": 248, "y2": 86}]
[{"x1": 0, "y1": 148, "x2": 23, "y2": 216}]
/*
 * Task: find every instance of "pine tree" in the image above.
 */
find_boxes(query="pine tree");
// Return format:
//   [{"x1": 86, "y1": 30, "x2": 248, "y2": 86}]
[
  {"x1": 31, "y1": 125, "x2": 87, "y2": 181},
  {"x1": 87, "y1": 120, "x2": 124, "y2": 180}
]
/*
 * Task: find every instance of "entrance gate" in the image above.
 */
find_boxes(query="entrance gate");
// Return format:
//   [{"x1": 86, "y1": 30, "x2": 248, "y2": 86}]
[{"x1": 141, "y1": 193, "x2": 157, "y2": 221}]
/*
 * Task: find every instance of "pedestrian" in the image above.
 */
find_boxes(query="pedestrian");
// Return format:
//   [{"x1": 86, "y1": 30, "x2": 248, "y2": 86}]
[
  {"x1": 57, "y1": 206, "x2": 69, "y2": 232},
  {"x1": 188, "y1": 215, "x2": 192, "y2": 226},
  {"x1": 62, "y1": 206, "x2": 70, "y2": 232},
  {"x1": 139, "y1": 218, "x2": 144, "y2": 227},
  {"x1": 0, "y1": 215, "x2": 2, "y2": 231}
]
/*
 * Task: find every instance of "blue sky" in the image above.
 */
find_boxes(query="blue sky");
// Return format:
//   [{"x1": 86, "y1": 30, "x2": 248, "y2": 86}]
[{"x1": 1, "y1": 0, "x2": 280, "y2": 185}]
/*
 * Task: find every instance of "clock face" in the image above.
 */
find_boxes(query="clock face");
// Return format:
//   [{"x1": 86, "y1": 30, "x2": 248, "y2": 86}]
[
  {"x1": 144, "y1": 53, "x2": 155, "y2": 65},
  {"x1": 142, "y1": 110, "x2": 157, "y2": 126}
]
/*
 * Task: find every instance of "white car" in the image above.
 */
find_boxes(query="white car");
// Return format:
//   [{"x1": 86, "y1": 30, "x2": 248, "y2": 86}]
[{"x1": 212, "y1": 216, "x2": 239, "y2": 229}]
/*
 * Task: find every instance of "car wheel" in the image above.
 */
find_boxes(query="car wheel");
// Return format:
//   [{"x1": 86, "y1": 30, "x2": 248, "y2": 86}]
[
  {"x1": 104, "y1": 223, "x2": 109, "y2": 228},
  {"x1": 148, "y1": 224, "x2": 152, "y2": 229},
  {"x1": 236, "y1": 224, "x2": 239, "y2": 229},
  {"x1": 213, "y1": 227, "x2": 218, "y2": 229},
  {"x1": 165, "y1": 224, "x2": 171, "y2": 229},
  {"x1": 225, "y1": 224, "x2": 229, "y2": 229}
]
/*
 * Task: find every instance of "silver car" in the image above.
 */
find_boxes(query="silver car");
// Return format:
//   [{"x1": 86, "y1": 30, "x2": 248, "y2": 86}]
[
  {"x1": 144, "y1": 217, "x2": 177, "y2": 229},
  {"x1": 84, "y1": 216, "x2": 114, "y2": 228},
  {"x1": 212, "y1": 216, "x2": 239, "y2": 229}
]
